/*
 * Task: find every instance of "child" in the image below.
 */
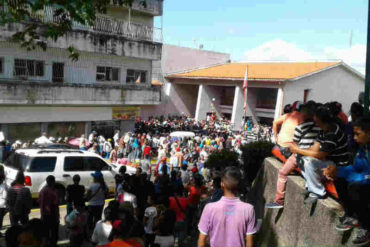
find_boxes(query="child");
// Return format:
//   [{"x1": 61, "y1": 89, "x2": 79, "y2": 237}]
[
  {"x1": 143, "y1": 196, "x2": 157, "y2": 247},
  {"x1": 65, "y1": 200, "x2": 88, "y2": 247}
]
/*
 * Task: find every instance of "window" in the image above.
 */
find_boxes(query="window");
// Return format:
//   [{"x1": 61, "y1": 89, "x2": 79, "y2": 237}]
[
  {"x1": 28, "y1": 157, "x2": 56, "y2": 172},
  {"x1": 96, "y1": 66, "x2": 119, "y2": 81},
  {"x1": 64, "y1": 157, "x2": 84, "y2": 171},
  {"x1": 126, "y1": 69, "x2": 147, "y2": 84},
  {"x1": 0, "y1": 58, "x2": 3, "y2": 74},
  {"x1": 64, "y1": 156, "x2": 109, "y2": 171},
  {"x1": 52, "y1": 63, "x2": 64, "y2": 82},
  {"x1": 84, "y1": 157, "x2": 109, "y2": 171},
  {"x1": 14, "y1": 59, "x2": 44, "y2": 76}
]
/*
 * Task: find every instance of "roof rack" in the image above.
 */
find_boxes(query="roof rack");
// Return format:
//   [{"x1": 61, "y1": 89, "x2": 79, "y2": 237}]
[{"x1": 37, "y1": 149, "x2": 84, "y2": 154}]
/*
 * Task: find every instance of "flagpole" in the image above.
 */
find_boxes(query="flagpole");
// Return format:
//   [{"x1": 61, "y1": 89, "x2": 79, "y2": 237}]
[{"x1": 243, "y1": 65, "x2": 248, "y2": 130}]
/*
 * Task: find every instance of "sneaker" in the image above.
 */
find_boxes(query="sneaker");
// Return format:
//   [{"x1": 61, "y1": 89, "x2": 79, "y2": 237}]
[
  {"x1": 304, "y1": 193, "x2": 318, "y2": 204},
  {"x1": 353, "y1": 228, "x2": 370, "y2": 245},
  {"x1": 265, "y1": 202, "x2": 284, "y2": 209},
  {"x1": 335, "y1": 216, "x2": 359, "y2": 232}
]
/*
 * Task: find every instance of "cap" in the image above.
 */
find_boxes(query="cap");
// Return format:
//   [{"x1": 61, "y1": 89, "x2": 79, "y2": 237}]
[
  {"x1": 91, "y1": 171, "x2": 103, "y2": 178},
  {"x1": 161, "y1": 157, "x2": 167, "y2": 162}
]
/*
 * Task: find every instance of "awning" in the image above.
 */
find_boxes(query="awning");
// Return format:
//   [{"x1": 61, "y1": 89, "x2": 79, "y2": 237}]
[{"x1": 152, "y1": 79, "x2": 163, "y2": 86}]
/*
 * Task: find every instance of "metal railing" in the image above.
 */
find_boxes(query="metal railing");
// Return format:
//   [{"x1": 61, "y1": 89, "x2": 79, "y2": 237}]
[
  {"x1": 24, "y1": 6, "x2": 163, "y2": 43},
  {"x1": 111, "y1": 0, "x2": 163, "y2": 16}
]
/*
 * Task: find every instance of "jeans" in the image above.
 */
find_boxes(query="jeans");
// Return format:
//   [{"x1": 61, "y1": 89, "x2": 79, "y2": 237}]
[
  {"x1": 154, "y1": 235, "x2": 175, "y2": 247},
  {"x1": 42, "y1": 215, "x2": 59, "y2": 247},
  {"x1": 185, "y1": 204, "x2": 198, "y2": 235},
  {"x1": 174, "y1": 221, "x2": 186, "y2": 247},
  {"x1": 88, "y1": 205, "x2": 104, "y2": 231},
  {"x1": 334, "y1": 178, "x2": 370, "y2": 230},
  {"x1": 300, "y1": 157, "x2": 334, "y2": 197},
  {"x1": 10, "y1": 213, "x2": 29, "y2": 226},
  {"x1": 0, "y1": 208, "x2": 6, "y2": 229},
  {"x1": 274, "y1": 154, "x2": 297, "y2": 205}
]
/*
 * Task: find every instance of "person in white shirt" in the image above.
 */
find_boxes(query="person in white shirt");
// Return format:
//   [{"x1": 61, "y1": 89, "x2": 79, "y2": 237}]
[
  {"x1": 34, "y1": 132, "x2": 52, "y2": 145},
  {"x1": 0, "y1": 173, "x2": 7, "y2": 237},
  {"x1": 117, "y1": 182, "x2": 137, "y2": 216},
  {"x1": 113, "y1": 130, "x2": 121, "y2": 147},
  {"x1": 91, "y1": 206, "x2": 116, "y2": 246},
  {"x1": 144, "y1": 196, "x2": 157, "y2": 247}
]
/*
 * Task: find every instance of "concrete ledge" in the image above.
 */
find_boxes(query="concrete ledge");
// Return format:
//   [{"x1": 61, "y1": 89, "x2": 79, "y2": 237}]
[{"x1": 249, "y1": 157, "x2": 359, "y2": 247}]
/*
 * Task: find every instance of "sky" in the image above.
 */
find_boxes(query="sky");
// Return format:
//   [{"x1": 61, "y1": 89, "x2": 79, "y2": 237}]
[{"x1": 157, "y1": 0, "x2": 369, "y2": 74}]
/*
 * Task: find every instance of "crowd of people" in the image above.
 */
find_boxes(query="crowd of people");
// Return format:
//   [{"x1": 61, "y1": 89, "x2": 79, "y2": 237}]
[
  {"x1": 267, "y1": 100, "x2": 370, "y2": 245},
  {"x1": 0, "y1": 98, "x2": 368, "y2": 247}
]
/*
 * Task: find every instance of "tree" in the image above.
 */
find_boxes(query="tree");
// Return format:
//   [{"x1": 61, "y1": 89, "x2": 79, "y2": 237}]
[
  {"x1": 205, "y1": 150, "x2": 240, "y2": 171},
  {"x1": 0, "y1": 0, "x2": 146, "y2": 60}
]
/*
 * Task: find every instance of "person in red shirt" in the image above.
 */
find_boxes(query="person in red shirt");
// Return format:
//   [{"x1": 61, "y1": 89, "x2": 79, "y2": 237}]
[
  {"x1": 143, "y1": 142, "x2": 151, "y2": 163},
  {"x1": 169, "y1": 192, "x2": 189, "y2": 247},
  {"x1": 38, "y1": 175, "x2": 59, "y2": 247},
  {"x1": 185, "y1": 173, "x2": 204, "y2": 236}
]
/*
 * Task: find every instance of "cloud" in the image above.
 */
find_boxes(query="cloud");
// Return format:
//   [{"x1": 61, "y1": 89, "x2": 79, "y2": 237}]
[{"x1": 243, "y1": 39, "x2": 366, "y2": 74}]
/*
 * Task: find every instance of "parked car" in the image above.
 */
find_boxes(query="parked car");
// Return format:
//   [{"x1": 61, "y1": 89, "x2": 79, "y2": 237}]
[{"x1": 2, "y1": 149, "x2": 118, "y2": 203}]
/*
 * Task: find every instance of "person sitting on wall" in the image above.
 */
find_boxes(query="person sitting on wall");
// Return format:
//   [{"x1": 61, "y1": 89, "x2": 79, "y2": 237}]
[
  {"x1": 272, "y1": 101, "x2": 304, "y2": 159},
  {"x1": 266, "y1": 101, "x2": 321, "y2": 208},
  {"x1": 288, "y1": 105, "x2": 349, "y2": 204},
  {"x1": 325, "y1": 116, "x2": 370, "y2": 246}
]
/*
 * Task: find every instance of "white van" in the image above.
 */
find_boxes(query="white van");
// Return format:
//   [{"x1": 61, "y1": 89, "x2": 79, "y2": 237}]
[{"x1": 3, "y1": 149, "x2": 118, "y2": 203}]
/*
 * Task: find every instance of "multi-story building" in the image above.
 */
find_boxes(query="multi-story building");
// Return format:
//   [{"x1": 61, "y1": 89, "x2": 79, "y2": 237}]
[{"x1": 0, "y1": 0, "x2": 164, "y2": 141}]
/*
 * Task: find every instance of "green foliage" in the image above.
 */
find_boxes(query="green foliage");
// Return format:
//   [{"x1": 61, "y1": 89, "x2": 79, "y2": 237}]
[
  {"x1": 240, "y1": 141, "x2": 274, "y2": 185},
  {"x1": 205, "y1": 149, "x2": 240, "y2": 171},
  {"x1": 0, "y1": 0, "x2": 146, "y2": 60}
]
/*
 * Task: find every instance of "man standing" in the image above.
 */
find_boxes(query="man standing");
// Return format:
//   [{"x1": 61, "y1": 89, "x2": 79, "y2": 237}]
[
  {"x1": 39, "y1": 175, "x2": 59, "y2": 247},
  {"x1": 198, "y1": 167, "x2": 257, "y2": 247}
]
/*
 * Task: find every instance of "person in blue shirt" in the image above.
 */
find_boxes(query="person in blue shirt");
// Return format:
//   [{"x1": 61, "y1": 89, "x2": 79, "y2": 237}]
[{"x1": 324, "y1": 116, "x2": 370, "y2": 245}]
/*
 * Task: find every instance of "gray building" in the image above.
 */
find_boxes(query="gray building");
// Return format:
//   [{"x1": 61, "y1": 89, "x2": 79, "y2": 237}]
[{"x1": 0, "y1": 0, "x2": 164, "y2": 141}]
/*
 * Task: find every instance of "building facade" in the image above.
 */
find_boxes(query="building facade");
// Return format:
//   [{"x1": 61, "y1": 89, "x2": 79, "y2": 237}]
[
  {"x1": 166, "y1": 62, "x2": 364, "y2": 130},
  {"x1": 141, "y1": 44, "x2": 231, "y2": 118},
  {"x1": 0, "y1": 0, "x2": 164, "y2": 141}
]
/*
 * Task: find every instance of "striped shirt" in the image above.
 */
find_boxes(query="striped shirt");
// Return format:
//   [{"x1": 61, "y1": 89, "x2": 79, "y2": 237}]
[
  {"x1": 6, "y1": 184, "x2": 32, "y2": 215},
  {"x1": 317, "y1": 124, "x2": 349, "y2": 166},
  {"x1": 293, "y1": 121, "x2": 321, "y2": 149}
]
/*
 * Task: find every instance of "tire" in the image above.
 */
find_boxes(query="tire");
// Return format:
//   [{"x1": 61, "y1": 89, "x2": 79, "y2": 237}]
[{"x1": 55, "y1": 185, "x2": 66, "y2": 205}]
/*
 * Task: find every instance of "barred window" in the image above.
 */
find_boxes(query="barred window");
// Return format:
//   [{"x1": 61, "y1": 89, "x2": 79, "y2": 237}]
[
  {"x1": 14, "y1": 59, "x2": 44, "y2": 76},
  {"x1": 52, "y1": 63, "x2": 64, "y2": 83},
  {"x1": 126, "y1": 69, "x2": 147, "y2": 84},
  {"x1": 96, "y1": 66, "x2": 120, "y2": 81}
]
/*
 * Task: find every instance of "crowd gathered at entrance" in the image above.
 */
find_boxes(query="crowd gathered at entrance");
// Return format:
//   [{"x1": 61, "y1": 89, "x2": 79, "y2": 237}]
[{"x1": 0, "y1": 98, "x2": 368, "y2": 247}]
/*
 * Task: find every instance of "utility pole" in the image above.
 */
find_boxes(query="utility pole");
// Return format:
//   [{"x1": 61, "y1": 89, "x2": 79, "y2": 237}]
[{"x1": 364, "y1": 0, "x2": 370, "y2": 115}]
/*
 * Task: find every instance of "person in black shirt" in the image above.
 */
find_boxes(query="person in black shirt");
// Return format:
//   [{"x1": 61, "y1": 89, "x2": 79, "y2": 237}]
[
  {"x1": 66, "y1": 175, "x2": 85, "y2": 215},
  {"x1": 153, "y1": 197, "x2": 176, "y2": 247},
  {"x1": 289, "y1": 105, "x2": 349, "y2": 204}
]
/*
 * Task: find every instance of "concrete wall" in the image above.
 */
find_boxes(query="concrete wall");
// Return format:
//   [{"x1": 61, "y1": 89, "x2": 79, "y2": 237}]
[
  {"x1": 283, "y1": 66, "x2": 364, "y2": 113},
  {"x1": 0, "y1": 106, "x2": 113, "y2": 124},
  {"x1": 249, "y1": 157, "x2": 361, "y2": 247},
  {"x1": 0, "y1": 81, "x2": 160, "y2": 106},
  {"x1": 0, "y1": 42, "x2": 153, "y2": 86}
]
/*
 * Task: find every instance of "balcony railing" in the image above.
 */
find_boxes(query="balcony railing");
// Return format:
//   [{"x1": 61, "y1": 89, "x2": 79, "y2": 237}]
[
  {"x1": 111, "y1": 0, "x2": 163, "y2": 16},
  {"x1": 22, "y1": 6, "x2": 162, "y2": 43}
]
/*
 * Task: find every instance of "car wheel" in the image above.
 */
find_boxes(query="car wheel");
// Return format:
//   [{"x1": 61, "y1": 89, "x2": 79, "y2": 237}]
[{"x1": 55, "y1": 185, "x2": 66, "y2": 205}]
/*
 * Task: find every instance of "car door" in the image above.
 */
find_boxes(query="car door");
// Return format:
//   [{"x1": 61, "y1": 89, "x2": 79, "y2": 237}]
[
  {"x1": 84, "y1": 156, "x2": 116, "y2": 192},
  {"x1": 63, "y1": 156, "x2": 92, "y2": 188}
]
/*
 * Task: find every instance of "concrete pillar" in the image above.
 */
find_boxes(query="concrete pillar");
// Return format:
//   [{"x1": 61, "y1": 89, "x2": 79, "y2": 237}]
[
  {"x1": 195, "y1": 85, "x2": 204, "y2": 121},
  {"x1": 1, "y1": 124, "x2": 8, "y2": 140},
  {"x1": 41, "y1": 123, "x2": 48, "y2": 135},
  {"x1": 85, "y1": 122, "x2": 92, "y2": 137},
  {"x1": 231, "y1": 85, "x2": 244, "y2": 131},
  {"x1": 274, "y1": 88, "x2": 284, "y2": 120}
]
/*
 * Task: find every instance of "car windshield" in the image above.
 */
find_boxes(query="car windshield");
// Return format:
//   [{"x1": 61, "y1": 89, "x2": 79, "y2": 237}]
[{"x1": 4, "y1": 152, "x2": 32, "y2": 171}]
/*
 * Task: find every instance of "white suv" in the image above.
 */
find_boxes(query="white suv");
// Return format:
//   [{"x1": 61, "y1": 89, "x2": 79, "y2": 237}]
[{"x1": 3, "y1": 149, "x2": 118, "y2": 202}]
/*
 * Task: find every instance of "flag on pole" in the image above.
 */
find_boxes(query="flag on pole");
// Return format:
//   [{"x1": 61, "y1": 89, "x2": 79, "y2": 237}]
[{"x1": 243, "y1": 65, "x2": 248, "y2": 110}]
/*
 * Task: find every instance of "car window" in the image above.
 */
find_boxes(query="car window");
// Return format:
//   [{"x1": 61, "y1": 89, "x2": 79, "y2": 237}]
[
  {"x1": 84, "y1": 157, "x2": 109, "y2": 171},
  {"x1": 64, "y1": 157, "x2": 84, "y2": 171},
  {"x1": 4, "y1": 152, "x2": 32, "y2": 171},
  {"x1": 29, "y1": 157, "x2": 56, "y2": 172}
]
